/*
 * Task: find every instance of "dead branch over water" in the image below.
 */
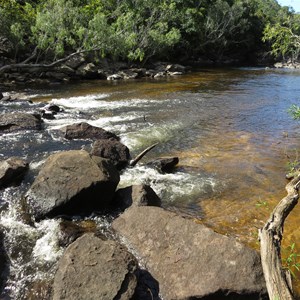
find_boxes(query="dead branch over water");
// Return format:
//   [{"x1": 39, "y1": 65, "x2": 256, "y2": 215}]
[{"x1": 259, "y1": 173, "x2": 300, "y2": 300}]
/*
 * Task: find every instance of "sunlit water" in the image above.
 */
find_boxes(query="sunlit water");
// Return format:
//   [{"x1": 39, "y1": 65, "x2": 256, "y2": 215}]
[{"x1": 2, "y1": 67, "x2": 300, "y2": 298}]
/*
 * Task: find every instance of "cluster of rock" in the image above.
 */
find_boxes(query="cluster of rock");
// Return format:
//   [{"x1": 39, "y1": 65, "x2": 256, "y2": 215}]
[
  {"x1": 0, "y1": 108, "x2": 268, "y2": 299},
  {"x1": 0, "y1": 55, "x2": 188, "y2": 85},
  {"x1": 274, "y1": 60, "x2": 300, "y2": 69}
]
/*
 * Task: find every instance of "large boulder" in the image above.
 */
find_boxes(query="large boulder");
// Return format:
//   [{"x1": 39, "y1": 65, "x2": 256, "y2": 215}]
[
  {"x1": 0, "y1": 157, "x2": 29, "y2": 189},
  {"x1": 62, "y1": 122, "x2": 119, "y2": 140},
  {"x1": 114, "y1": 184, "x2": 161, "y2": 211},
  {"x1": 0, "y1": 113, "x2": 42, "y2": 134},
  {"x1": 25, "y1": 150, "x2": 120, "y2": 220},
  {"x1": 90, "y1": 139, "x2": 130, "y2": 170},
  {"x1": 113, "y1": 207, "x2": 267, "y2": 300},
  {"x1": 52, "y1": 233, "x2": 138, "y2": 300}
]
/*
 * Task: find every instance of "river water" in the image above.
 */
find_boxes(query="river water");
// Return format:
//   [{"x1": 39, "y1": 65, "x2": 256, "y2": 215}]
[{"x1": 1, "y1": 67, "x2": 300, "y2": 298}]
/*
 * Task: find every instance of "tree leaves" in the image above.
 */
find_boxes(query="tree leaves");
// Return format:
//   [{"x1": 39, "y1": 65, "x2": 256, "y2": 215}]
[{"x1": 1, "y1": 0, "x2": 299, "y2": 63}]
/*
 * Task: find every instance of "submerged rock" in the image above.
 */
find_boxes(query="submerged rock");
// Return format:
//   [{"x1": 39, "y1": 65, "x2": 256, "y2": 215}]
[
  {"x1": 58, "y1": 219, "x2": 98, "y2": 248},
  {"x1": 0, "y1": 113, "x2": 42, "y2": 134},
  {"x1": 0, "y1": 157, "x2": 29, "y2": 189},
  {"x1": 91, "y1": 139, "x2": 130, "y2": 170},
  {"x1": 52, "y1": 233, "x2": 138, "y2": 300},
  {"x1": 26, "y1": 150, "x2": 120, "y2": 220},
  {"x1": 114, "y1": 184, "x2": 161, "y2": 211},
  {"x1": 113, "y1": 206, "x2": 267, "y2": 299},
  {"x1": 147, "y1": 157, "x2": 179, "y2": 173},
  {"x1": 62, "y1": 122, "x2": 119, "y2": 140}
]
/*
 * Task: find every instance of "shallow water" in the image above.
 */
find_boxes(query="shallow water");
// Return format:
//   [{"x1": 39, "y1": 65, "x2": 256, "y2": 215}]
[{"x1": 2, "y1": 67, "x2": 300, "y2": 297}]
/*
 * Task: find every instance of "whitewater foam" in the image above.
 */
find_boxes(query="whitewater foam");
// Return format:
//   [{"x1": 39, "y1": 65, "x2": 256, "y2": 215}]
[
  {"x1": 119, "y1": 165, "x2": 216, "y2": 203},
  {"x1": 32, "y1": 219, "x2": 63, "y2": 262}
]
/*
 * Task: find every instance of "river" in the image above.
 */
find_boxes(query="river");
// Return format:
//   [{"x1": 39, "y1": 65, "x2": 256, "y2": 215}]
[{"x1": 1, "y1": 67, "x2": 300, "y2": 298}]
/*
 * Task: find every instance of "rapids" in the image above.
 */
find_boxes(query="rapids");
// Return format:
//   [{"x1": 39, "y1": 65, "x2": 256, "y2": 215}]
[{"x1": 1, "y1": 67, "x2": 300, "y2": 298}]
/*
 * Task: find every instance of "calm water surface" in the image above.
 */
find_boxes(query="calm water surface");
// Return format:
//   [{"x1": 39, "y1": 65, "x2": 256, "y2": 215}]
[{"x1": 1, "y1": 67, "x2": 300, "y2": 297}]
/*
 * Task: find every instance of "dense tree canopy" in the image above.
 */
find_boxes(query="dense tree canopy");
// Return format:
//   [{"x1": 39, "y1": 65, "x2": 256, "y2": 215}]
[{"x1": 0, "y1": 0, "x2": 299, "y2": 64}]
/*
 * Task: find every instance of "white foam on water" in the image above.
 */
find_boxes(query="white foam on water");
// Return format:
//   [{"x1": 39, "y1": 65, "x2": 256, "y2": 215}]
[
  {"x1": 45, "y1": 114, "x2": 139, "y2": 135},
  {"x1": 119, "y1": 165, "x2": 216, "y2": 203},
  {"x1": 0, "y1": 209, "x2": 36, "y2": 237},
  {"x1": 51, "y1": 95, "x2": 166, "y2": 111},
  {"x1": 27, "y1": 93, "x2": 52, "y2": 99},
  {"x1": 30, "y1": 158, "x2": 47, "y2": 170},
  {"x1": 51, "y1": 93, "x2": 110, "y2": 109},
  {"x1": 89, "y1": 114, "x2": 140, "y2": 133},
  {"x1": 32, "y1": 219, "x2": 63, "y2": 262},
  {"x1": 120, "y1": 121, "x2": 184, "y2": 150},
  {"x1": 44, "y1": 117, "x2": 88, "y2": 130}
]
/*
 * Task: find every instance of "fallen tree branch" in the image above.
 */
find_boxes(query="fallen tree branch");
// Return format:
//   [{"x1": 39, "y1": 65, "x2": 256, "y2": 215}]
[
  {"x1": 259, "y1": 173, "x2": 300, "y2": 300},
  {"x1": 0, "y1": 47, "x2": 102, "y2": 74},
  {"x1": 129, "y1": 143, "x2": 159, "y2": 167}
]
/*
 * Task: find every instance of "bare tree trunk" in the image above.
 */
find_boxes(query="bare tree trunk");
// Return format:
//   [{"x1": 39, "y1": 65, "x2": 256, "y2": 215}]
[
  {"x1": 0, "y1": 47, "x2": 101, "y2": 74},
  {"x1": 259, "y1": 173, "x2": 300, "y2": 300}
]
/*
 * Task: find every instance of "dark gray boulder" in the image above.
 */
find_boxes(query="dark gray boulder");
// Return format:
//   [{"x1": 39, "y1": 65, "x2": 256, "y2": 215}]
[
  {"x1": 62, "y1": 122, "x2": 119, "y2": 140},
  {"x1": 114, "y1": 184, "x2": 161, "y2": 211},
  {"x1": 0, "y1": 157, "x2": 29, "y2": 189},
  {"x1": 113, "y1": 206, "x2": 267, "y2": 300},
  {"x1": 0, "y1": 113, "x2": 42, "y2": 134},
  {"x1": 0, "y1": 92, "x2": 3, "y2": 100},
  {"x1": 147, "y1": 157, "x2": 179, "y2": 173},
  {"x1": 91, "y1": 139, "x2": 130, "y2": 170},
  {"x1": 52, "y1": 233, "x2": 138, "y2": 300},
  {"x1": 25, "y1": 150, "x2": 120, "y2": 220},
  {"x1": 42, "y1": 104, "x2": 61, "y2": 113}
]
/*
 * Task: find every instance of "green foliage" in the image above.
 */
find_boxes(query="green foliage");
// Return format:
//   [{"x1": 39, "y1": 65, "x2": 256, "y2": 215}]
[
  {"x1": 255, "y1": 199, "x2": 269, "y2": 208},
  {"x1": 282, "y1": 242, "x2": 300, "y2": 279},
  {"x1": 288, "y1": 104, "x2": 300, "y2": 120},
  {"x1": 31, "y1": 0, "x2": 87, "y2": 58},
  {"x1": 0, "y1": 0, "x2": 36, "y2": 58},
  {"x1": 0, "y1": 0, "x2": 299, "y2": 63},
  {"x1": 262, "y1": 3, "x2": 300, "y2": 61},
  {"x1": 287, "y1": 158, "x2": 300, "y2": 173}
]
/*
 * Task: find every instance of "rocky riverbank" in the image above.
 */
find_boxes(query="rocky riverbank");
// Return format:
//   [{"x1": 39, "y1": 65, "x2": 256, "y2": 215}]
[
  {"x1": 0, "y1": 55, "x2": 189, "y2": 87},
  {"x1": 0, "y1": 94, "x2": 269, "y2": 299}
]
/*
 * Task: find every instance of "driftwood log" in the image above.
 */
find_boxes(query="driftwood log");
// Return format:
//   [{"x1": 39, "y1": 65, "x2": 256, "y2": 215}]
[
  {"x1": 259, "y1": 173, "x2": 300, "y2": 300},
  {"x1": 129, "y1": 143, "x2": 158, "y2": 167}
]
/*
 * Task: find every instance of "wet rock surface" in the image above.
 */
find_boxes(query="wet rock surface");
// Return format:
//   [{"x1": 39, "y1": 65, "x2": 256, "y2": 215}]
[
  {"x1": 114, "y1": 184, "x2": 161, "y2": 211},
  {"x1": 91, "y1": 139, "x2": 130, "y2": 170},
  {"x1": 0, "y1": 113, "x2": 43, "y2": 134},
  {"x1": 25, "y1": 150, "x2": 120, "y2": 220},
  {"x1": 62, "y1": 122, "x2": 119, "y2": 140},
  {"x1": 0, "y1": 157, "x2": 29, "y2": 189},
  {"x1": 113, "y1": 206, "x2": 268, "y2": 300},
  {"x1": 52, "y1": 233, "x2": 138, "y2": 300},
  {"x1": 146, "y1": 157, "x2": 179, "y2": 173}
]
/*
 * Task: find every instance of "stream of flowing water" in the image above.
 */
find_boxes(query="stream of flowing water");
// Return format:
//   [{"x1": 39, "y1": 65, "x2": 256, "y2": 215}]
[{"x1": 1, "y1": 67, "x2": 300, "y2": 298}]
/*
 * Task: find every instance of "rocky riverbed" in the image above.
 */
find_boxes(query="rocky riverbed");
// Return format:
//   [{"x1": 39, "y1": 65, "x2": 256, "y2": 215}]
[{"x1": 0, "y1": 92, "x2": 269, "y2": 299}]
